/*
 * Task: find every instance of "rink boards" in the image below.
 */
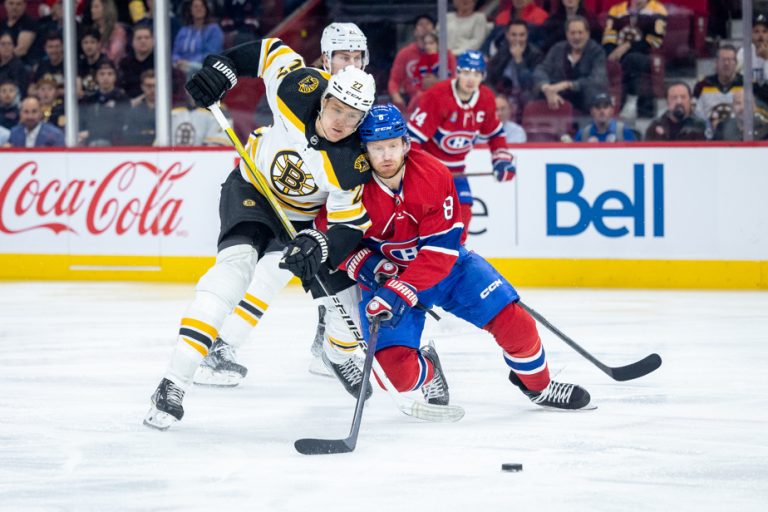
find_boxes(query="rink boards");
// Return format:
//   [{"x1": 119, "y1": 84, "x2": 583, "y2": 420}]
[{"x1": 0, "y1": 144, "x2": 766, "y2": 289}]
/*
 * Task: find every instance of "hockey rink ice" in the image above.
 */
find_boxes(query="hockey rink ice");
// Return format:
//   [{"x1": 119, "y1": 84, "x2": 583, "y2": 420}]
[{"x1": 1, "y1": 281, "x2": 766, "y2": 511}]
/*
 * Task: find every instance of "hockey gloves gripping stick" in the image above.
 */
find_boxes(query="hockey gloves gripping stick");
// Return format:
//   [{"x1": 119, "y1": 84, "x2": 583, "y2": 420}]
[
  {"x1": 365, "y1": 279, "x2": 418, "y2": 328},
  {"x1": 491, "y1": 149, "x2": 516, "y2": 183},
  {"x1": 344, "y1": 248, "x2": 398, "y2": 291},
  {"x1": 279, "y1": 229, "x2": 329, "y2": 282},
  {"x1": 185, "y1": 54, "x2": 238, "y2": 108}
]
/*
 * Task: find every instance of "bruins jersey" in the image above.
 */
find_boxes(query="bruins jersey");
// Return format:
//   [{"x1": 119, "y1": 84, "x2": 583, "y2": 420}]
[
  {"x1": 602, "y1": 0, "x2": 667, "y2": 52},
  {"x1": 224, "y1": 38, "x2": 372, "y2": 235}
]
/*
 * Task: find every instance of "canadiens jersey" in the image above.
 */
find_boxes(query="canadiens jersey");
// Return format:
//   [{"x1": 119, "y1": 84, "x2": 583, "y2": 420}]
[
  {"x1": 357, "y1": 148, "x2": 464, "y2": 292},
  {"x1": 223, "y1": 38, "x2": 372, "y2": 235},
  {"x1": 406, "y1": 79, "x2": 507, "y2": 174}
]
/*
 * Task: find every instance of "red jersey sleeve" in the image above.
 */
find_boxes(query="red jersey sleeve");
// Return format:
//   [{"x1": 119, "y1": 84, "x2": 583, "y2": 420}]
[{"x1": 406, "y1": 87, "x2": 443, "y2": 146}]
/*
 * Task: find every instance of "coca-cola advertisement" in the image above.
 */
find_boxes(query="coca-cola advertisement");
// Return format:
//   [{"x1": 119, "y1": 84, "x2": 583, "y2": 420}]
[{"x1": 0, "y1": 150, "x2": 232, "y2": 257}]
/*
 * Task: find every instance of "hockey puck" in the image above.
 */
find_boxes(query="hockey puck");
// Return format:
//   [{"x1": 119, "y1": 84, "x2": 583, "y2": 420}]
[{"x1": 501, "y1": 463, "x2": 523, "y2": 472}]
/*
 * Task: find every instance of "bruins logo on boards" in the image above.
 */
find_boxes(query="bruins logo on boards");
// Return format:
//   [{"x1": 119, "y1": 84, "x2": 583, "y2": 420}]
[
  {"x1": 354, "y1": 154, "x2": 371, "y2": 173},
  {"x1": 271, "y1": 151, "x2": 318, "y2": 196},
  {"x1": 298, "y1": 75, "x2": 319, "y2": 94},
  {"x1": 242, "y1": 199, "x2": 256, "y2": 207}
]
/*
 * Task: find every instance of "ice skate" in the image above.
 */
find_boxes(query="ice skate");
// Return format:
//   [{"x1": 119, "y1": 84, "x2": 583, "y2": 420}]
[
  {"x1": 509, "y1": 371, "x2": 592, "y2": 410},
  {"x1": 193, "y1": 338, "x2": 248, "y2": 387},
  {"x1": 420, "y1": 341, "x2": 450, "y2": 406},
  {"x1": 322, "y1": 352, "x2": 372, "y2": 400},
  {"x1": 144, "y1": 378, "x2": 185, "y2": 430},
  {"x1": 308, "y1": 306, "x2": 333, "y2": 377}
]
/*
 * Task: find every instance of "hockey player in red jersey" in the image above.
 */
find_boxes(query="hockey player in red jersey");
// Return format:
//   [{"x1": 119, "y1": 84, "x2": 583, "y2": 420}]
[
  {"x1": 337, "y1": 104, "x2": 591, "y2": 410},
  {"x1": 406, "y1": 50, "x2": 516, "y2": 244}
]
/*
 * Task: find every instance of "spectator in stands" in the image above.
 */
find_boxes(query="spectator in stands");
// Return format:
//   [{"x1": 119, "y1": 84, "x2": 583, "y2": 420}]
[
  {"x1": 602, "y1": 0, "x2": 667, "y2": 119},
  {"x1": 407, "y1": 31, "x2": 456, "y2": 113},
  {"x1": 487, "y1": 0, "x2": 548, "y2": 52},
  {"x1": 539, "y1": 0, "x2": 601, "y2": 54},
  {"x1": 445, "y1": 0, "x2": 491, "y2": 54},
  {"x1": 645, "y1": 81, "x2": 706, "y2": 141},
  {"x1": 34, "y1": 74, "x2": 64, "y2": 129},
  {"x1": 217, "y1": 0, "x2": 260, "y2": 46},
  {"x1": 85, "y1": 0, "x2": 129, "y2": 64},
  {"x1": 123, "y1": 69, "x2": 156, "y2": 145},
  {"x1": 32, "y1": 32, "x2": 64, "y2": 86},
  {"x1": 693, "y1": 44, "x2": 744, "y2": 137},
  {"x1": 0, "y1": 31, "x2": 27, "y2": 94},
  {"x1": 0, "y1": 0, "x2": 36, "y2": 62},
  {"x1": 77, "y1": 27, "x2": 106, "y2": 97},
  {"x1": 171, "y1": 91, "x2": 228, "y2": 146},
  {"x1": 119, "y1": 24, "x2": 154, "y2": 99},
  {"x1": 574, "y1": 91, "x2": 636, "y2": 142},
  {"x1": 495, "y1": 91, "x2": 526, "y2": 142},
  {"x1": 9, "y1": 96, "x2": 64, "y2": 147},
  {"x1": 172, "y1": 0, "x2": 224, "y2": 77},
  {"x1": 737, "y1": 12, "x2": 768, "y2": 107},
  {"x1": 388, "y1": 14, "x2": 436, "y2": 113},
  {"x1": 0, "y1": 78, "x2": 19, "y2": 128},
  {"x1": 713, "y1": 88, "x2": 768, "y2": 141},
  {"x1": 486, "y1": 20, "x2": 542, "y2": 113},
  {"x1": 78, "y1": 59, "x2": 128, "y2": 146},
  {"x1": 533, "y1": 16, "x2": 607, "y2": 114}
]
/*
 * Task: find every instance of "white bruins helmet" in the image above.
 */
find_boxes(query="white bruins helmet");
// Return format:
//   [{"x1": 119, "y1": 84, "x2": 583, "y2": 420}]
[
  {"x1": 324, "y1": 65, "x2": 376, "y2": 113},
  {"x1": 320, "y1": 22, "x2": 369, "y2": 72}
]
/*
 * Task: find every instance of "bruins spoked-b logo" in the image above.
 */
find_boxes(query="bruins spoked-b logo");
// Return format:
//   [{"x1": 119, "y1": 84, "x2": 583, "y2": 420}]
[
  {"x1": 271, "y1": 151, "x2": 318, "y2": 196},
  {"x1": 298, "y1": 75, "x2": 319, "y2": 94},
  {"x1": 353, "y1": 154, "x2": 371, "y2": 173}
]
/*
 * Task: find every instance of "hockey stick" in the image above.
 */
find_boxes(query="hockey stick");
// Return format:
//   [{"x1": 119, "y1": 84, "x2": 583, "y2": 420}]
[
  {"x1": 518, "y1": 301, "x2": 662, "y2": 381},
  {"x1": 450, "y1": 172, "x2": 495, "y2": 178},
  {"x1": 208, "y1": 104, "x2": 462, "y2": 424},
  {"x1": 294, "y1": 317, "x2": 381, "y2": 455}
]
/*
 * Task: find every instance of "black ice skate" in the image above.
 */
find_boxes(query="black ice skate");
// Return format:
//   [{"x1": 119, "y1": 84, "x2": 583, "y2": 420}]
[
  {"x1": 143, "y1": 378, "x2": 185, "y2": 430},
  {"x1": 420, "y1": 341, "x2": 450, "y2": 406},
  {"x1": 322, "y1": 352, "x2": 372, "y2": 400},
  {"x1": 508, "y1": 371, "x2": 592, "y2": 410},
  {"x1": 193, "y1": 338, "x2": 248, "y2": 387}
]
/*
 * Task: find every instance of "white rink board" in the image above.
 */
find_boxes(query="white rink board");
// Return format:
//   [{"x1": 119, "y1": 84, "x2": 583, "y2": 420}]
[
  {"x1": 465, "y1": 146, "x2": 768, "y2": 260},
  {"x1": 1, "y1": 147, "x2": 766, "y2": 261}
]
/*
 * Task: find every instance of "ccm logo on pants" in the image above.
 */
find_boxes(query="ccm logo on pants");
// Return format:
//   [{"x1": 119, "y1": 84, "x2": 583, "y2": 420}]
[{"x1": 480, "y1": 279, "x2": 502, "y2": 299}]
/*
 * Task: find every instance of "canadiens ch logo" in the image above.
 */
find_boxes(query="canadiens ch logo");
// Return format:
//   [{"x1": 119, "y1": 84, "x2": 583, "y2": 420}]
[
  {"x1": 353, "y1": 154, "x2": 370, "y2": 173},
  {"x1": 298, "y1": 75, "x2": 319, "y2": 94},
  {"x1": 271, "y1": 150, "x2": 318, "y2": 196},
  {"x1": 438, "y1": 131, "x2": 475, "y2": 154},
  {"x1": 242, "y1": 199, "x2": 256, "y2": 207},
  {"x1": 380, "y1": 239, "x2": 419, "y2": 264}
]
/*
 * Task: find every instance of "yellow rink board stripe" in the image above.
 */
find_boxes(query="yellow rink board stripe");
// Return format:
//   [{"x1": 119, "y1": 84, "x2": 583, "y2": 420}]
[{"x1": 0, "y1": 254, "x2": 765, "y2": 289}]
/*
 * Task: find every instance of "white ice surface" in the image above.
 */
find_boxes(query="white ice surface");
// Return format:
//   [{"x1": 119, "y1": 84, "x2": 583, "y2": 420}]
[{"x1": 0, "y1": 282, "x2": 767, "y2": 511}]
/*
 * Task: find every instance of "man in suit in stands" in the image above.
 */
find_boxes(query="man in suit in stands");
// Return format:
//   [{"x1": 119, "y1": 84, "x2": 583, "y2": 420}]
[{"x1": 9, "y1": 96, "x2": 64, "y2": 147}]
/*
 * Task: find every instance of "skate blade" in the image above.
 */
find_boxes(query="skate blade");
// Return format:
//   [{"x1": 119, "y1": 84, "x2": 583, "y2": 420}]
[
  {"x1": 143, "y1": 407, "x2": 179, "y2": 430},
  {"x1": 193, "y1": 366, "x2": 243, "y2": 387},
  {"x1": 307, "y1": 356, "x2": 334, "y2": 378},
  {"x1": 535, "y1": 403, "x2": 598, "y2": 412}
]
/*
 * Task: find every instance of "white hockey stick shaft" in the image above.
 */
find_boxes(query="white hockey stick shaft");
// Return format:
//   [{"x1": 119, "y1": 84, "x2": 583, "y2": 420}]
[{"x1": 209, "y1": 103, "x2": 462, "y2": 422}]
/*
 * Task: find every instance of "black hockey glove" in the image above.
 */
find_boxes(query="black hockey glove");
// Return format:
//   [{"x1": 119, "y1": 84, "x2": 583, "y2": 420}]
[
  {"x1": 279, "y1": 229, "x2": 329, "y2": 282},
  {"x1": 185, "y1": 54, "x2": 238, "y2": 108}
]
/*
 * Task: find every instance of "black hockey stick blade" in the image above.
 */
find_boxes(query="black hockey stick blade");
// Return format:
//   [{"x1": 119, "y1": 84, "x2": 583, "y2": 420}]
[
  {"x1": 294, "y1": 318, "x2": 381, "y2": 455},
  {"x1": 518, "y1": 301, "x2": 663, "y2": 382},
  {"x1": 294, "y1": 438, "x2": 355, "y2": 455},
  {"x1": 606, "y1": 353, "x2": 662, "y2": 381}
]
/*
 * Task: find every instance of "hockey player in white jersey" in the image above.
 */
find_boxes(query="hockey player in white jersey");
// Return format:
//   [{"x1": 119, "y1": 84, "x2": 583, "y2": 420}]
[
  {"x1": 171, "y1": 102, "x2": 229, "y2": 146},
  {"x1": 193, "y1": 22, "x2": 371, "y2": 385},
  {"x1": 143, "y1": 36, "x2": 376, "y2": 431}
]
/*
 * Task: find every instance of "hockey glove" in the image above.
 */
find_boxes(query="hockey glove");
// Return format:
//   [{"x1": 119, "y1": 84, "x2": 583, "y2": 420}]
[
  {"x1": 185, "y1": 54, "x2": 238, "y2": 108},
  {"x1": 345, "y1": 248, "x2": 398, "y2": 291},
  {"x1": 491, "y1": 149, "x2": 516, "y2": 182},
  {"x1": 279, "y1": 229, "x2": 329, "y2": 282},
  {"x1": 365, "y1": 278, "x2": 418, "y2": 328}
]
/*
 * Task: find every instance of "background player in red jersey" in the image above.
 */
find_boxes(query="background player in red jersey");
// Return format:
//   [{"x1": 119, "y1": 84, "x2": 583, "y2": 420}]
[
  {"x1": 335, "y1": 104, "x2": 592, "y2": 410},
  {"x1": 406, "y1": 50, "x2": 516, "y2": 244}
]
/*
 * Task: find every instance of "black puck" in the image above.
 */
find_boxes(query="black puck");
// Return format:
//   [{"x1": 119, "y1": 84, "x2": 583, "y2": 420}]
[{"x1": 501, "y1": 463, "x2": 523, "y2": 472}]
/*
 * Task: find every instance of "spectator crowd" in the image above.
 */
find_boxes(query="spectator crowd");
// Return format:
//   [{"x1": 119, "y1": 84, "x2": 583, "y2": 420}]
[{"x1": 1, "y1": 0, "x2": 767, "y2": 148}]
